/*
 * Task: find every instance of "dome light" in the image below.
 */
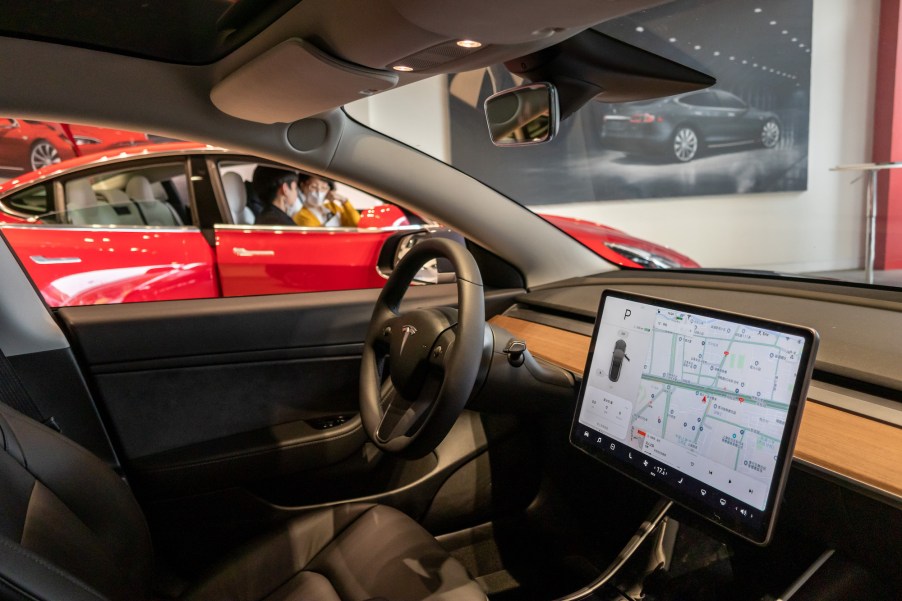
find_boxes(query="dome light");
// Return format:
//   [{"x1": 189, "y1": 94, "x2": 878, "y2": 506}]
[{"x1": 456, "y1": 40, "x2": 482, "y2": 49}]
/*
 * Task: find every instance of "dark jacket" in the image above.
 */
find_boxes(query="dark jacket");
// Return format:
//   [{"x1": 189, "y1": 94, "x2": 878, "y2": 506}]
[{"x1": 255, "y1": 204, "x2": 295, "y2": 226}]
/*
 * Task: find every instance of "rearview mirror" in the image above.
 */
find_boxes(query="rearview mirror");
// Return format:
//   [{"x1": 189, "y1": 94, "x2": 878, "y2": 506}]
[{"x1": 484, "y1": 83, "x2": 559, "y2": 147}]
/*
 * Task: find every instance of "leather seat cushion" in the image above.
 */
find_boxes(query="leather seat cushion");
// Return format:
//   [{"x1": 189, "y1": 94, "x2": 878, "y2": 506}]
[{"x1": 182, "y1": 503, "x2": 485, "y2": 601}]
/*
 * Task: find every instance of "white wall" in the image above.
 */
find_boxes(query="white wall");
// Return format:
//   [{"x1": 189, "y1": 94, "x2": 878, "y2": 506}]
[
  {"x1": 532, "y1": 0, "x2": 880, "y2": 272},
  {"x1": 346, "y1": 75, "x2": 451, "y2": 163}
]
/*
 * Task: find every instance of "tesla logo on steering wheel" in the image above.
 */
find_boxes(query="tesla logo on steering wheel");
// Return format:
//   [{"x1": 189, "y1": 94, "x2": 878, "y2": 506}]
[{"x1": 400, "y1": 325, "x2": 418, "y2": 355}]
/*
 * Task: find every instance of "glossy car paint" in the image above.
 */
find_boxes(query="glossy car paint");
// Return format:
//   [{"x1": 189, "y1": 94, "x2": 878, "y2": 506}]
[
  {"x1": 0, "y1": 225, "x2": 218, "y2": 305},
  {"x1": 216, "y1": 226, "x2": 403, "y2": 296},
  {"x1": 66, "y1": 124, "x2": 149, "y2": 155},
  {"x1": 542, "y1": 214, "x2": 700, "y2": 269},
  {"x1": 0, "y1": 143, "x2": 697, "y2": 307}
]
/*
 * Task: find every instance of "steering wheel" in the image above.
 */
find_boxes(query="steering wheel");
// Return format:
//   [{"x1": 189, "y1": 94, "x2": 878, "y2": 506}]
[{"x1": 359, "y1": 238, "x2": 485, "y2": 458}]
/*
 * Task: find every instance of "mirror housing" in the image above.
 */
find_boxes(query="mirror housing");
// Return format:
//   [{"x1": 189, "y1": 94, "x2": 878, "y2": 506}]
[
  {"x1": 376, "y1": 228, "x2": 464, "y2": 284},
  {"x1": 484, "y1": 83, "x2": 559, "y2": 147},
  {"x1": 506, "y1": 29, "x2": 715, "y2": 121}
]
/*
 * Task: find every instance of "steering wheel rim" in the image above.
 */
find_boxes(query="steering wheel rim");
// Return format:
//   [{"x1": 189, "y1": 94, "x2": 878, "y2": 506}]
[{"x1": 359, "y1": 238, "x2": 484, "y2": 458}]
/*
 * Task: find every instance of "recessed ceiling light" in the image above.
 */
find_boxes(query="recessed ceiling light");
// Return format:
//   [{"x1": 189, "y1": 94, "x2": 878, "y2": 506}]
[
  {"x1": 456, "y1": 39, "x2": 482, "y2": 48},
  {"x1": 799, "y1": 43, "x2": 805, "y2": 48},
  {"x1": 713, "y1": 51, "x2": 721, "y2": 56},
  {"x1": 782, "y1": 30, "x2": 789, "y2": 35},
  {"x1": 392, "y1": 65, "x2": 414, "y2": 72},
  {"x1": 792, "y1": 37, "x2": 798, "y2": 42},
  {"x1": 635, "y1": 26, "x2": 645, "y2": 33},
  {"x1": 742, "y1": 60, "x2": 748, "y2": 64},
  {"x1": 729, "y1": 56, "x2": 735, "y2": 61},
  {"x1": 694, "y1": 45, "x2": 702, "y2": 50},
  {"x1": 769, "y1": 20, "x2": 777, "y2": 25},
  {"x1": 669, "y1": 37, "x2": 677, "y2": 43},
  {"x1": 754, "y1": 7, "x2": 762, "y2": 13}
]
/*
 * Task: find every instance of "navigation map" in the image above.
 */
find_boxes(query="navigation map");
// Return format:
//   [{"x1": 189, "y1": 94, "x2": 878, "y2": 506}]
[{"x1": 578, "y1": 296, "x2": 805, "y2": 510}]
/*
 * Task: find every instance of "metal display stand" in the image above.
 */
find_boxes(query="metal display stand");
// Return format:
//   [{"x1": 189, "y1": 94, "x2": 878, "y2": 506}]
[{"x1": 832, "y1": 162, "x2": 902, "y2": 284}]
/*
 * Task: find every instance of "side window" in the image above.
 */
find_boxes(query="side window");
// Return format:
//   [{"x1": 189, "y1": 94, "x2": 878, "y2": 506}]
[
  {"x1": 680, "y1": 91, "x2": 719, "y2": 108},
  {"x1": 211, "y1": 160, "x2": 447, "y2": 298},
  {"x1": 0, "y1": 184, "x2": 52, "y2": 221},
  {"x1": 215, "y1": 160, "x2": 417, "y2": 228},
  {"x1": 716, "y1": 91, "x2": 747, "y2": 110},
  {"x1": 62, "y1": 162, "x2": 190, "y2": 226}
]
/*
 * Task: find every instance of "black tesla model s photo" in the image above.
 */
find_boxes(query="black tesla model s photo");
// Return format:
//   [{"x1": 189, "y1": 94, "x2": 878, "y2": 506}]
[{"x1": 601, "y1": 89, "x2": 782, "y2": 162}]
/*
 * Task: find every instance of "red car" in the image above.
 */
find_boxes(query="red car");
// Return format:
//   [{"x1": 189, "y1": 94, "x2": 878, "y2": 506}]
[
  {"x1": 0, "y1": 118, "x2": 77, "y2": 172},
  {"x1": 65, "y1": 123, "x2": 150, "y2": 155},
  {"x1": 0, "y1": 118, "x2": 150, "y2": 173},
  {"x1": 0, "y1": 143, "x2": 698, "y2": 307}
]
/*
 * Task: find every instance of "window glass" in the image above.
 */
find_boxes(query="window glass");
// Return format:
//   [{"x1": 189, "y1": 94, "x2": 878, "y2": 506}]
[
  {"x1": 716, "y1": 91, "x2": 747, "y2": 109},
  {"x1": 679, "y1": 91, "x2": 719, "y2": 107},
  {"x1": 215, "y1": 160, "x2": 411, "y2": 228},
  {"x1": 2, "y1": 184, "x2": 51, "y2": 217},
  {"x1": 62, "y1": 162, "x2": 189, "y2": 226}
]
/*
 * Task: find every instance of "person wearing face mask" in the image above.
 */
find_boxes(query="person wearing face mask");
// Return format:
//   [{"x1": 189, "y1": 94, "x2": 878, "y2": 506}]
[
  {"x1": 252, "y1": 166, "x2": 300, "y2": 226},
  {"x1": 294, "y1": 174, "x2": 360, "y2": 227}
]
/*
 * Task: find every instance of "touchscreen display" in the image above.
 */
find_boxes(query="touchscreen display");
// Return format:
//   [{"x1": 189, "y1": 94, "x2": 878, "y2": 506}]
[{"x1": 570, "y1": 290, "x2": 817, "y2": 544}]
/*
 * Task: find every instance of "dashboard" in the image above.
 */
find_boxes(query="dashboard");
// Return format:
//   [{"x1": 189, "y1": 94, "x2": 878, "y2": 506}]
[{"x1": 488, "y1": 271, "x2": 902, "y2": 508}]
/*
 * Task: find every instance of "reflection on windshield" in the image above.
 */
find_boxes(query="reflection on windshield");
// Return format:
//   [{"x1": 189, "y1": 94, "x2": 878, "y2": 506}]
[{"x1": 347, "y1": 0, "x2": 892, "y2": 289}]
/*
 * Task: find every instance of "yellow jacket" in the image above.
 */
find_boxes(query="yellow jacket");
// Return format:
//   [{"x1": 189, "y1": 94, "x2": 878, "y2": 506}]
[{"x1": 294, "y1": 200, "x2": 360, "y2": 227}]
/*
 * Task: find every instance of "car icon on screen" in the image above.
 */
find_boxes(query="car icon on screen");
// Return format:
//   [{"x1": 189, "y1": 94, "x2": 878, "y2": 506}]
[{"x1": 609, "y1": 339, "x2": 630, "y2": 382}]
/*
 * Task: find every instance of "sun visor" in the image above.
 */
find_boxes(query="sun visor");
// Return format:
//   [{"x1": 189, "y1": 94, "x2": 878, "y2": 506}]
[{"x1": 211, "y1": 39, "x2": 399, "y2": 124}]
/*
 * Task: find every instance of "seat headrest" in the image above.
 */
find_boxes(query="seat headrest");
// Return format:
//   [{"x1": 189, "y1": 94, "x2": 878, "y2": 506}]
[
  {"x1": 126, "y1": 176, "x2": 155, "y2": 202},
  {"x1": 99, "y1": 189, "x2": 131, "y2": 206},
  {"x1": 223, "y1": 172, "x2": 248, "y2": 213},
  {"x1": 65, "y1": 179, "x2": 98, "y2": 210}
]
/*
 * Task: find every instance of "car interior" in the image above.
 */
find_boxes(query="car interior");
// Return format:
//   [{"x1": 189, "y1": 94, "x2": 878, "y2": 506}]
[{"x1": 0, "y1": 1, "x2": 899, "y2": 601}]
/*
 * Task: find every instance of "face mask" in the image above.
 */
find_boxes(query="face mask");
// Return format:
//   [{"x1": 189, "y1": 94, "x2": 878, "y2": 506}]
[
  {"x1": 286, "y1": 195, "x2": 302, "y2": 217},
  {"x1": 302, "y1": 188, "x2": 325, "y2": 209}
]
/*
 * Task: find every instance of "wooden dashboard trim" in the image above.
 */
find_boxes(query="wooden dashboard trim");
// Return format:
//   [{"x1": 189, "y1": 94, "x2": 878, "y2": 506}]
[{"x1": 490, "y1": 315, "x2": 902, "y2": 499}]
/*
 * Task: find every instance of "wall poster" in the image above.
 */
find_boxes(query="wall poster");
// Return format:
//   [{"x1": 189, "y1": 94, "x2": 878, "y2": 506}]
[{"x1": 448, "y1": 0, "x2": 813, "y2": 204}]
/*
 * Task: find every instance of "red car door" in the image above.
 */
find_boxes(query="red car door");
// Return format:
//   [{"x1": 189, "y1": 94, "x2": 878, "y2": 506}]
[
  {"x1": 211, "y1": 158, "x2": 422, "y2": 297},
  {"x1": 0, "y1": 158, "x2": 219, "y2": 307},
  {"x1": 214, "y1": 225, "x2": 399, "y2": 296},
  {"x1": 2, "y1": 225, "x2": 218, "y2": 306}
]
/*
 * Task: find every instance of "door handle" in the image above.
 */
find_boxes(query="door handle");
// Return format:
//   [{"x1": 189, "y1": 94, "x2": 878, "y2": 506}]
[
  {"x1": 29, "y1": 255, "x2": 82, "y2": 264},
  {"x1": 232, "y1": 247, "x2": 275, "y2": 257}
]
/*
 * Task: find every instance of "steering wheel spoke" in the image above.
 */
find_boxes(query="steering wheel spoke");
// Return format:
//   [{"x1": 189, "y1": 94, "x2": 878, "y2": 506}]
[{"x1": 376, "y1": 373, "x2": 443, "y2": 443}]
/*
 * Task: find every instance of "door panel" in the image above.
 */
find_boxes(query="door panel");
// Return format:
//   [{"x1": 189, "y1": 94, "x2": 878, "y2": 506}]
[
  {"x1": 57, "y1": 284, "x2": 481, "y2": 498},
  {"x1": 58, "y1": 284, "x2": 528, "y2": 571},
  {"x1": 215, "y1": 225, "x2": 413, "y2": 296},
  {"x1": 2, "y1": 225, "x2": 217, "y2": 306}
]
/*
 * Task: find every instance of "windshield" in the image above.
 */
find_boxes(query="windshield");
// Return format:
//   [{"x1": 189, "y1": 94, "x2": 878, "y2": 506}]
[{"x1": 346, "y1": 0, "x2": 891, "y2": 287}]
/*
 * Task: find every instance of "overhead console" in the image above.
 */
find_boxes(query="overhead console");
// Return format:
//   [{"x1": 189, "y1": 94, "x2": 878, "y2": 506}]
[{"x1": 570, "y1": 290, "x2": 818, "y2": 544}]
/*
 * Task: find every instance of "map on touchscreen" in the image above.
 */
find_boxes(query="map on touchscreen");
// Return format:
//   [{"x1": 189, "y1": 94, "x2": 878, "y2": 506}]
[{"x1": 576, "y1": 293, "x2": 811, "y2": 516}]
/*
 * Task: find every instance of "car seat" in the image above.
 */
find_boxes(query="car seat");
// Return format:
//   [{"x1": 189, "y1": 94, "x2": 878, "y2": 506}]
[
  {"x1": 126, "y1": 175, "x2": 183, "y2": 226},
  {"x1": 64, "y1": 179, "x2": 118, "y2": 225},
  {"x1": 222, "y1": 172, "x2": 256, "y2": 225},
  {"x1": 0, "y1": 402, "x2": 485, "y2": 600}
]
